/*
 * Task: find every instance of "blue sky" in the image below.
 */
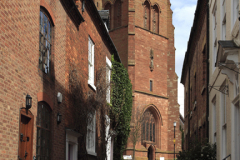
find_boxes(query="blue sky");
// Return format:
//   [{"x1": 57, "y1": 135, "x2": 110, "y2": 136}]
[{"x1": 171, "y1": 0, "x2": 198, "y2": 116}]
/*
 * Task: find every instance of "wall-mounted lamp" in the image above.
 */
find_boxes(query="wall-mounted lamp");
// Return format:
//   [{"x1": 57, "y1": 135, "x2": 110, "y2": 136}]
[
  {"x1": 57, "y1": 92, "x2": 63, "y2": 104},
  {"x1": 26, "y1": 94, "x2": 32, "y2": 110},
  {"x1": 82, "y1": 0, "x2": 85, "y2": 12},
  {"x1": 57, "y1": 112, "x2": 62, "y2": 124}
]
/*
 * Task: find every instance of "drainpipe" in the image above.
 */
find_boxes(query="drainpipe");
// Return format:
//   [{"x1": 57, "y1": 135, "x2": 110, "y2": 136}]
[
  {"x1": 188, "y1": 67, "x2": 191, "y2": 150},
  {"x1": 206, "y1": 0, "x2": 210, "y2": 141}
]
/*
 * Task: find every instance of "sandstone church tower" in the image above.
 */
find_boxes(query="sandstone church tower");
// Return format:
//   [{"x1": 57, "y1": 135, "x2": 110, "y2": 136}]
[{"x1": 96, "y1": 0, "x2": 181, "y2": 159}]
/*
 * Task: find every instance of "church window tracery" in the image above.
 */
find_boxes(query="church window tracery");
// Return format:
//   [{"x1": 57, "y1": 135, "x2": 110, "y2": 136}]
[{"x1": 142, "y1": 109, "x2": 155, "y2": 142}]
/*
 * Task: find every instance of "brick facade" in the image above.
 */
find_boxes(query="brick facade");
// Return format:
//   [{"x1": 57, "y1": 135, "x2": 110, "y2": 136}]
[
  {"x1": 180, "y1": 0, "x2": 208, "y2": 150},
  {"x1": 98, "y1": 0, "x2": 181, "y2": 159},
  {"x1": 0, "y1": 0, "x2": 119, "y2": 159}
]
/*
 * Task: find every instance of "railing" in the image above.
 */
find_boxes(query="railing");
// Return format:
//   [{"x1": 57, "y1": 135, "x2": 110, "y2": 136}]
[{"x1": 222, "y1": 154, "x2": 231, "y2": 160}]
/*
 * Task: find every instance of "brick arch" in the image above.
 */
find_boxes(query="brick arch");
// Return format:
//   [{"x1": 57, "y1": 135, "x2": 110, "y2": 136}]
[
  {"x1": 37, "y1": 92, "x2": 54, "y2": 110},
  {"x1": 142, "y1": 104, "x2": 163, "y2": 126},
  {"x1": 40, "y1": 0, "x2": 56, "y2": 25},
  {"x1": 142, "y1": 0, "x2": 152, "y2": 6},
  {"x1": 103, "y1": 0, "x2": 113, "y2": 6},
  {"x1": 151, "y1": 3, "x2": 161, "y2": 13},
  {"x1": 147, "y1": 145, "x2": 156, "y2": 160}
]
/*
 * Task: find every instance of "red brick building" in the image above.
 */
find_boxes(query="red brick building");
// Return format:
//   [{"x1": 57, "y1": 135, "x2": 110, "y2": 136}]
[
  {"x1": 94, "y1": 0, "x2": 181, "y2": 159},
  {"x1": 181, "y1": 0, "x2": 209, "y2": 150},
  {"x1": 0, "y1": 0, "x2": 120, "y2": 159}
]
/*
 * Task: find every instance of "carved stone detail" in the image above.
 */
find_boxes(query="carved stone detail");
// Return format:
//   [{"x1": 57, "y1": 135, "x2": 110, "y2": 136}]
[{"x1": 150, "y1": 49, "x2": 154, "y2": 71}]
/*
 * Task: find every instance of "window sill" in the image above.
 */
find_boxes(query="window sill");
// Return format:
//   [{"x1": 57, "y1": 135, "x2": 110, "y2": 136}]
[
  {"x1": 87, "y1": 150, "x2": 97, "y2": 156},
  {"x1": 88, "y1": 81, "x2": 96, "y2": 91}
]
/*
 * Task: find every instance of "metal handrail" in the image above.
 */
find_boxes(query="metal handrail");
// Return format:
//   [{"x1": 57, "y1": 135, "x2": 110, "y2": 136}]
[{"x1": 222, "y1": 154, "x2": 231, "y2": 160}]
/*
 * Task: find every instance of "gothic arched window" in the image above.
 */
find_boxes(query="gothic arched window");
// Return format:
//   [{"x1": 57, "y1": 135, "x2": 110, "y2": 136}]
[
  {"x1": 114, "y1": 0, "x2": 121, "y2": 28},
  {"x1": 142, "y1": 109, "x2": 155, "y2": 142},
  {"x1": 143, "y1": 1, "x2": 150, "y2": 30},
  {"x1": 104, "y1": 3, "x2": 112, "y2": 30},
  {"x1": 152, "y1": 5, "x2": 159, "y2": 34}
]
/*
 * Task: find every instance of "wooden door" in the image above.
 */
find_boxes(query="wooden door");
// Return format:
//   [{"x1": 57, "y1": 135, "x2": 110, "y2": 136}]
[{"x1": 18, "y1": 110, "x2": 34, "y2": 160}]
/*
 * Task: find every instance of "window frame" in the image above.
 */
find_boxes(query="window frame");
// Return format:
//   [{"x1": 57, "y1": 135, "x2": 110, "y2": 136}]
[
  {"x1": 86, "y1": 111, "x2": 97, "y2": 156},
  {"x1": 36, "y1": 102, "x2": 52, "y2": 160},
  {"x1": 142, "y1": 110, "x2": 155, "y2": 143},
  {"x1": 212, "y1": 3, "x2": 217, "y2": 72},
  {"x1": 39, "y1": 10, "x2": 53, "y2": 75},
  {"x1": 106, "y1": 57, "x2": 112, "y2": 103},
  {"x1": 88, "y1": 36, "x2": 96, "y2": 90}
]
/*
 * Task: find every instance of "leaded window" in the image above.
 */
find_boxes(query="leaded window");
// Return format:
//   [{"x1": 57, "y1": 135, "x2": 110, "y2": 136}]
[
  {"x1": 36, "y1": 102, "x2": 51, "y2": 160},
  {"x1": 142, "y1": 110, "x2": 155, "y2": 142},
  {"x1": 39, "y1": 10, "x2": 52, "y2": 74}
]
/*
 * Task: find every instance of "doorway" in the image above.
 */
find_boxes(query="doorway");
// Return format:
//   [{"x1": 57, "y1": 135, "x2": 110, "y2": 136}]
[
  {"x1": 148, "y1": 146, "x2": 154, "y2": 160},
  {"x1": 18, "y1": 109, "x2": 34, "y2": 160}
]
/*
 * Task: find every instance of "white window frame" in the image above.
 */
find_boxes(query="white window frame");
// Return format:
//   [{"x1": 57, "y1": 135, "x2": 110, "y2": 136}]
[
  {"x1": 212, "y1": 97, "x2": 217, "y2": 143},
  {"x1": 220, "y1": 91, "x2": 227, "y2": 159},
  {"x1": 235, "y1": 73, "x2": 239, "y2": 97},
  {"x1": 86, "y1": 111, "x2": 97, "y2": 156},
  {"x1": 212, "y1": 3, "x2": 217, "y2": 72},
  {"x1": 88, "y1": 36, "x2": 96, "y2": 90},
  {"x1": 106, "y1": 57, "x2": 112, "y2": 103},
  {"x1": 66, "y1": 129, "x2": 81, "y2": 160},
  {"x1": 221, "y1": 0, "x2": 226, "y2": 40},
  {"x1": 232, "y1": 0, "x2": 239, "y2": 29},
  {"x1": 234, "y1": 102, "x2": 240, "y2": 159},
  {"x1": 105, "y1": 115, "x2": 112, "y2": 160}
]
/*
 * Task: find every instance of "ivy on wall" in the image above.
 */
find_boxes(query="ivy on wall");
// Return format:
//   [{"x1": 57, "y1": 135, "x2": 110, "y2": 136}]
[{"x1": 110, "y1": 56, "x2": 133, "y2": 160}]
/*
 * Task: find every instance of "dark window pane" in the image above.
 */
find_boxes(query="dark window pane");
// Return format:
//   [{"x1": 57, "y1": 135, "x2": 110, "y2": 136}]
[
  {"x1": 153, "y1": 123, "x2": 155, "y2": 142},
  {"x1": 150, "y1": 80, "x2": 153, "y2": 91},
  {"x1": 150, "y1": 123, "x2": 152, "y2": 141},
  {"x1": 37, "y1": 102, "x2": 51, "y2": 159},
  {"x1": 142, "y1": 122, "x2": 145, "y2": 141},
  {"x1": 146, "y1": 122, "x2": 149, "y2": 141}
]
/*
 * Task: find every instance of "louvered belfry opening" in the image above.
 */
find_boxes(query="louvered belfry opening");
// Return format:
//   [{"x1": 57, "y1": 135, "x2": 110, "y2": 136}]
[
  {"x1": 142, "y1": 109, "x2": 155, "y2": 142},
  {"x1": 152, "y1": 5, "x2": 159, "y2": 34},
  {"x1": 104, "y1": 3, "x2": 111, "y2": 29},
  {"x1": 114, "y1": 0, "x2": 121, "y2": 28},
  {"x1": 143, "y1": 1, "x2": 150, "y2": 30}
]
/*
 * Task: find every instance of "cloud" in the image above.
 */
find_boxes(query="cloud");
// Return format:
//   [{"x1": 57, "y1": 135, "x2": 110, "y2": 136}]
[{"x1": 171, "y1": 0, "x2": 198, "y2": 116}]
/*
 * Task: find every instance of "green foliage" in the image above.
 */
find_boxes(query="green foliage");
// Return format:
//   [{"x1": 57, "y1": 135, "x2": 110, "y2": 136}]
[
  {"x1": 177, "y1": 140, "x2": 216, "y2": 160},
  {"x1": 111, "y1": 56, "x2": 133, "y2": 160}
]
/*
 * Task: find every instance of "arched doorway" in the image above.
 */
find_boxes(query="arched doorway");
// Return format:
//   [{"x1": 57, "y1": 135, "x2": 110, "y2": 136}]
[{"x1": 148, "y1": 146, "x2": 154, "y2": 160}]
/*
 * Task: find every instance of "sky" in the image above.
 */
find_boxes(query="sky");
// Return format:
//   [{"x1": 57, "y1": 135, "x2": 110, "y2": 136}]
[{"x1": 170, "y1": 0, "x2": 198, "y2": 116}]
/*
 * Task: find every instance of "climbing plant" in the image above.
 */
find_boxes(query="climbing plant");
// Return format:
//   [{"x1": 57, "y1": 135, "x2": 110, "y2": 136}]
[{"x1": 110, "y1": 56, "x2": 133, "y2": 160}]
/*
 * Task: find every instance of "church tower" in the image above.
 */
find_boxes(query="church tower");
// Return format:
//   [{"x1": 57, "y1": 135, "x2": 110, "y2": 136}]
[{"x1": 96, "y1": 0, "x2": 181, "y2": 159}]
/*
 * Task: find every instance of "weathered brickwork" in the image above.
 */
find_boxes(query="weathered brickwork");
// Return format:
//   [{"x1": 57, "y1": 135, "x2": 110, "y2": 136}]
[
  {"x1": 181, "y1": 0, "x2": 208, "y2": 150},
  {"x1": 99, "y1": 0, "x2": 181, "y2": 159},
  {"x1": 0, "y1": 0, "x2": 117, "y2": 159}
]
